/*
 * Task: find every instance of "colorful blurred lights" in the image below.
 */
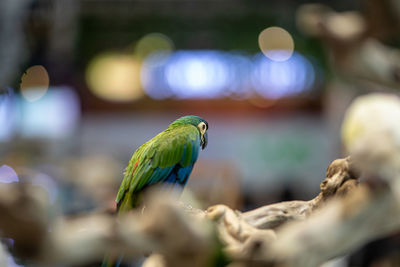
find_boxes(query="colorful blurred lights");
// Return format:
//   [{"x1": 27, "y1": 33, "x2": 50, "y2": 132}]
[
  {"x1": 141, "y1": 50, "x2": 316, "y2": 100},
  {"x1": 141, "y1": 52, "x2": 173, "y2": 99},
  {"x1": 252, "y1": 52, "x2": 315, "y2": 99},
  {"x1": 258, "y1": 27, "x2": 294, "y2": 62},
  {"x1": 164, "y1": 51, "x2": 229, "y2": 98},
  {"x1": 86, "y1": 53, "x2": 143, "y2": 102},
  {"x1": 19, "y1": 87, "x2": 80, "y2": 138}
]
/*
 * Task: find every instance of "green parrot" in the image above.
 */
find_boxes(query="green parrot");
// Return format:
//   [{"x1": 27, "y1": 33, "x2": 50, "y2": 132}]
[{"x1": 103, "y1": 115, "x2": 208, "y2": 267}]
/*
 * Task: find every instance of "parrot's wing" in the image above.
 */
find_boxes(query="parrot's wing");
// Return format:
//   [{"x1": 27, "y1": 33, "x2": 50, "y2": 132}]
[{"x1": 116, "y1": 124, "x2": 201, "y2": 208}]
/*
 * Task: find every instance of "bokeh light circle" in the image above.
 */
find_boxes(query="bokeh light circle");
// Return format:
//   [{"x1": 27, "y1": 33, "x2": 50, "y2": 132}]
[
  {"x1": 20, "y1": 65, "x2": 50, "y2": 102},
  {"x1": 251, "y1": 52, "x2": 315, "y2": 99},
  {"x1": 0, "y1": 165, "x2": 19, "y2": 183},
  {"x1": 86, "y1": 53, "x2": 144, "y2": 102},
  {"x1": 134, "y1": 33, "x2": 174, "y2": 61},
  {"x1": 164, "y1": 51, "x2": 230, "y2": 98},
  {"x1": 258, "y1": 27, "x2": 294, "y2": 62}
]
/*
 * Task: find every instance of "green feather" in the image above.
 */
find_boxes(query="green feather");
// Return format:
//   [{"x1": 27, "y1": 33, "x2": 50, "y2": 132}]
[
  {"x1": 115, "y1": 116, "x2": 207, "y2": 210},
  {"x1": 105, "y1": 116, "x2": 208, "y2": 267}
]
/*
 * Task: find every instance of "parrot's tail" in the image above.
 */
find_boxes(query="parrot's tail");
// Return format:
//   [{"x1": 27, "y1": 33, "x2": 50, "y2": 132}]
[{"x1": 101, "y1": 253, "x2": 123, "y2": 267}]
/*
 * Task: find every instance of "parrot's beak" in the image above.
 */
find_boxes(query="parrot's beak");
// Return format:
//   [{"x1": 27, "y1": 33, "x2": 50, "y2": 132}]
[{"x1": 201, "y1": 131, "x2": 208, "y2": 150}]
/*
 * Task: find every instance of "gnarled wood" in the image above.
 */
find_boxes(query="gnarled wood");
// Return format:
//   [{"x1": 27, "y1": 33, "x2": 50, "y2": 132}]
[{"x1": 0, "y1": 156, "x2": 398, "y2": 267}]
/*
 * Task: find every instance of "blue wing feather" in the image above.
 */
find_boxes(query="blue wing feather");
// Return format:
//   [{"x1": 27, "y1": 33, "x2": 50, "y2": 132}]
[
  {"x1": 147, "y1": 166, "x2": 174, "y2": 185},
  {"x1": 176, "y1": 164, "x2": 194, "y2": 185},
  {"x1": 139, "y1": 135, "x2": 199, "y2": 189}
]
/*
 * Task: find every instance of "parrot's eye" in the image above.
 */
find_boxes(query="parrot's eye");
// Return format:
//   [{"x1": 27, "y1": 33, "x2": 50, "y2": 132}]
[{"x1": 198, "y1": 122, "x2": 207, "y2": 133}]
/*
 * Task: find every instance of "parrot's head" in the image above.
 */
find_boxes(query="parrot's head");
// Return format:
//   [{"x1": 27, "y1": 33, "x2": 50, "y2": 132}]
[
  {"x1": 197, "y1": 120, "x2": 208, "y2": 150},
  {"x1": 171, "y1": 115, "x2": 208, "y2": 149}
]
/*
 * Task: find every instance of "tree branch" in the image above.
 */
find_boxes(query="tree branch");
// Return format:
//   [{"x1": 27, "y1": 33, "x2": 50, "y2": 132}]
[{"x1": 1, "y1": 156, "x2": 390, "y2": 267}]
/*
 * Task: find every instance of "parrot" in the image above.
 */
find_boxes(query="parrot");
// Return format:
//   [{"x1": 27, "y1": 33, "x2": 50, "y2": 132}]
[{"x1": 102, "y1": 115, "x2": 208, "y2": 267}]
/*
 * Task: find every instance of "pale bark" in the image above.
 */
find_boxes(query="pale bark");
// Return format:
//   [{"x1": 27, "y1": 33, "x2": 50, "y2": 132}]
[{"x1": 1, "y1": 156, "x2": 397, "y2": 267}]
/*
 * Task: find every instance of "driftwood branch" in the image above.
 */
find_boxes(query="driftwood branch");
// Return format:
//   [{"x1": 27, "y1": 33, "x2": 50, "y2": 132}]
[
  {"x1": 0, "y1": 184, "x2": 217, "y2": 266},
  {"x1": 241, "y1": 157, "x2": 358, "y2": 230},
  {"x1": 266, "y1": 184, "x2": 400, "y2": 267},
  {"x1": 2, "y1": 154, "x2": 397, "y2": 267}
]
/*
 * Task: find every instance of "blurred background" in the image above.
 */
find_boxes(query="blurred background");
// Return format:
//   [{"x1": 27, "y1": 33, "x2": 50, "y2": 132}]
[{"x1": 1, "y1": 0, "x2": 400, "y2": 266}]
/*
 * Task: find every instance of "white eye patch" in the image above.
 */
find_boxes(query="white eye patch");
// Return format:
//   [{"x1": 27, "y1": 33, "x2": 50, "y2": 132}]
[{"x1": 197, "y1": 122, "x2": 207, "y2": 133}]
